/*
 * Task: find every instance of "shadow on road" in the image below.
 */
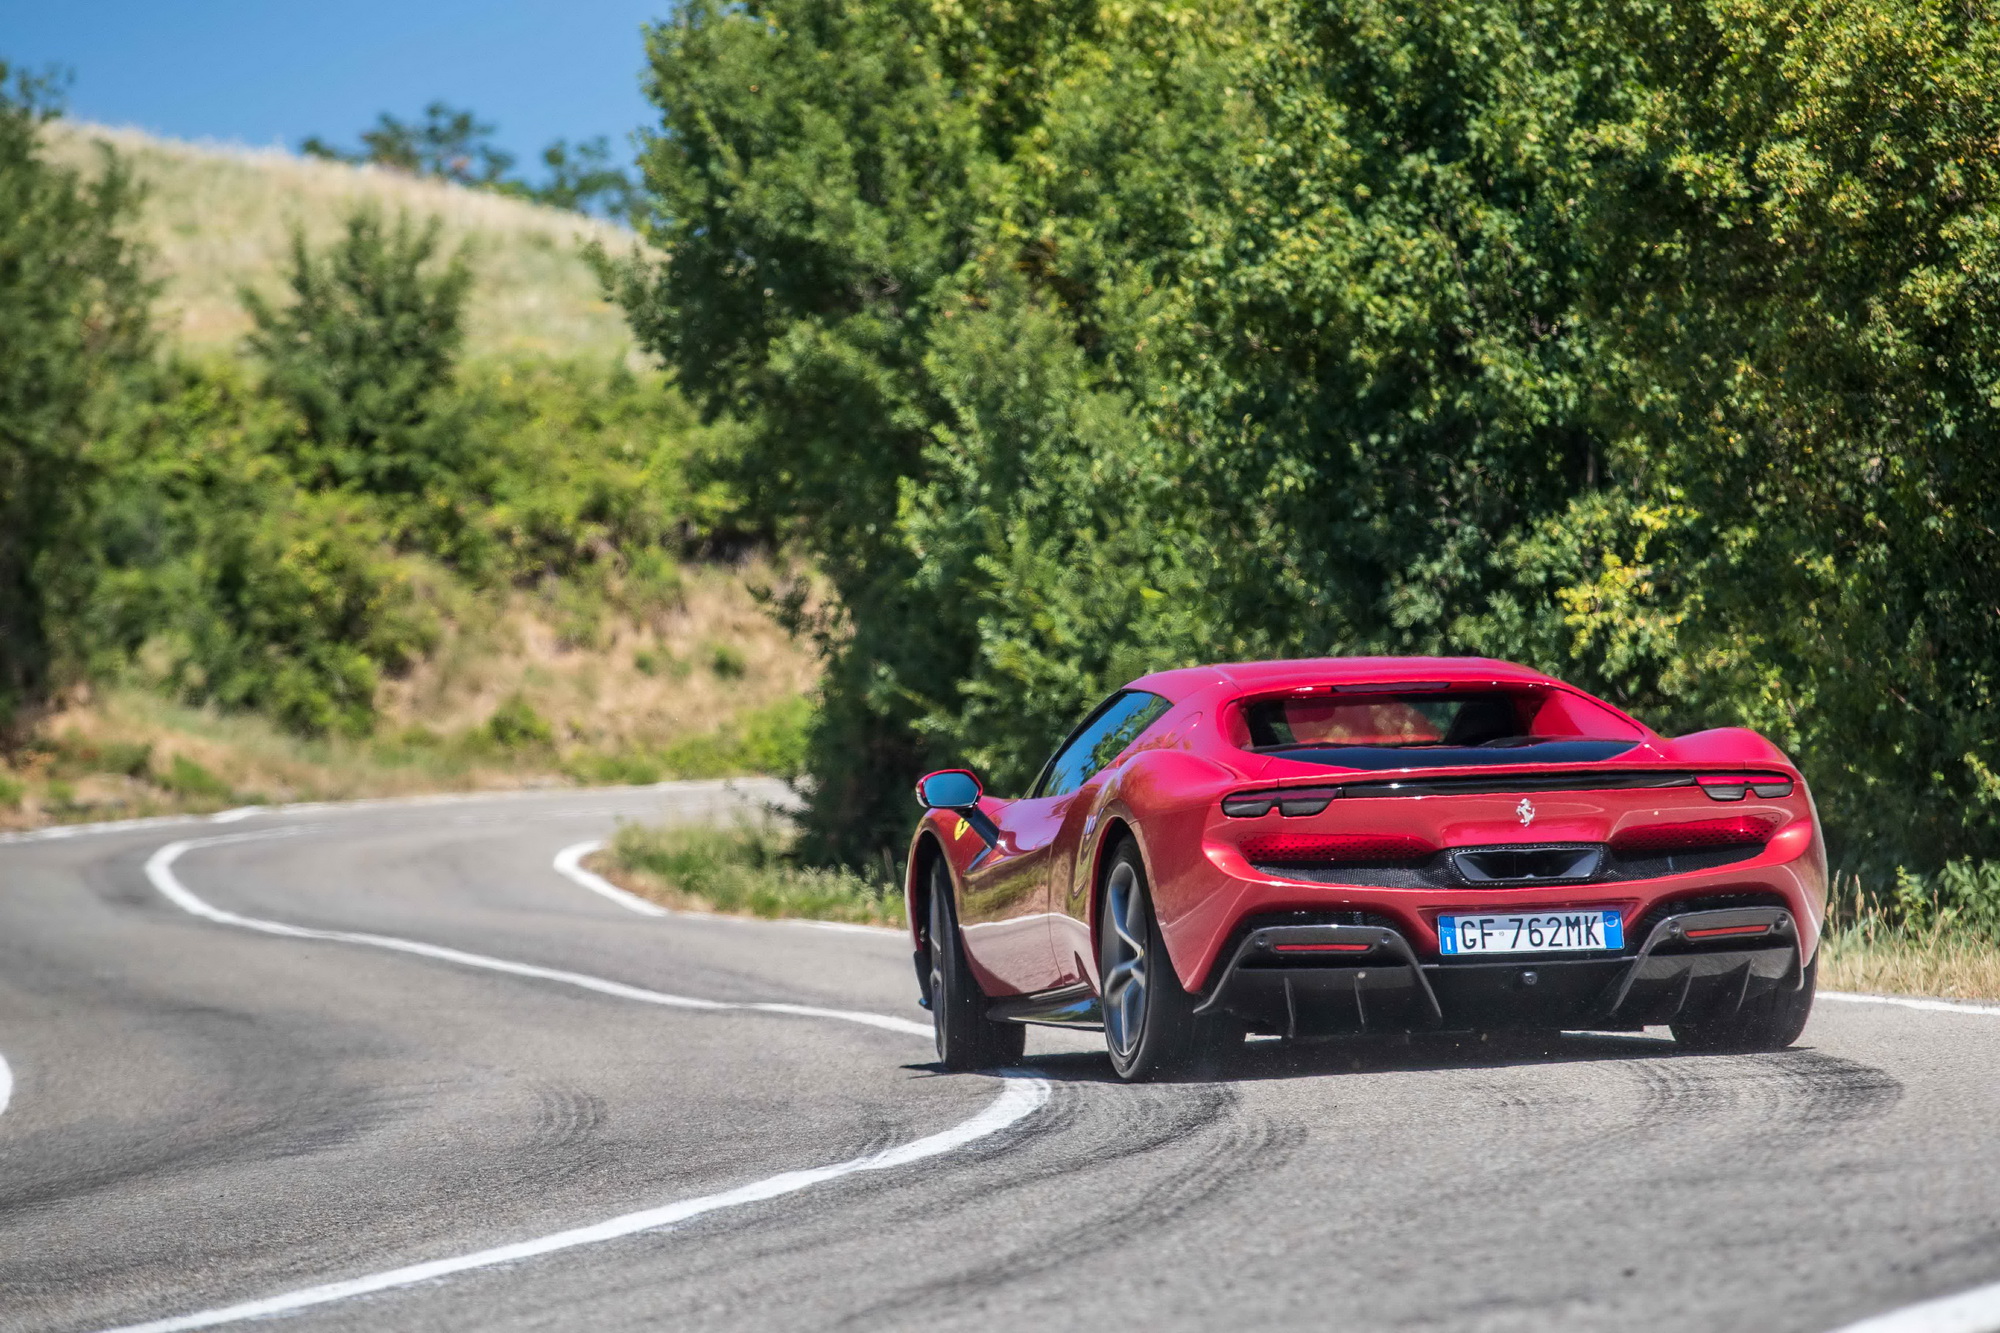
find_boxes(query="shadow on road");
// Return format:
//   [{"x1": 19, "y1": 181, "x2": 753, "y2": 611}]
[{"x1": 916, "y1": 1028, "x2": 1722, "y2": 1085}]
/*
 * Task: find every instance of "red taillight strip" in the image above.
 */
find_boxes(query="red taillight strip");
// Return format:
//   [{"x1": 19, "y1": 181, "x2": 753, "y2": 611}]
[
  {"x1": 1273, "y1": 942, "x2": 1372, "y2": 954},
  {"x1": 1610, "y1": 815, "x2": 1777, "y2": 854},
  {"x1": 1684, "y1": 923, "x2": 1771, "y2": 939}
]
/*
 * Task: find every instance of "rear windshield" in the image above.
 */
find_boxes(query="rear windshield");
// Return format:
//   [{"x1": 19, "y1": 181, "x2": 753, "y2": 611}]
[{"x1": 1240, "y1": 690, "x2": 1642, "y2": 770}]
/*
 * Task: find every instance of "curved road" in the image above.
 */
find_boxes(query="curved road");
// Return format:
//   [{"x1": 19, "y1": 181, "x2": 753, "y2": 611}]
[{"x1": 4, "y1": 783, "x2": 2000, "y2": 1332}]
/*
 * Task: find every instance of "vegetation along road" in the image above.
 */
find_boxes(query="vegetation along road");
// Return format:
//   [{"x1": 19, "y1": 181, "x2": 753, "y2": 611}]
[{"x1": 3, "y1": 783, "x2": 1998, "y2": 1333}]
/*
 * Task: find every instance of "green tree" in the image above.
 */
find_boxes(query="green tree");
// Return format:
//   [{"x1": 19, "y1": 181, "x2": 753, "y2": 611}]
[
  {"x1": 0, "y1": 67, "x2": 153, "y2": 733},
  {"x1": 245, "y1": 208, "x2": 474, "y2": 505},
  {"x1": 618, "y1": 0, "x2": 2000, "y2": 877},
  {"x1": 303, "y1": 102, "x2": 515, "y2": 186}
]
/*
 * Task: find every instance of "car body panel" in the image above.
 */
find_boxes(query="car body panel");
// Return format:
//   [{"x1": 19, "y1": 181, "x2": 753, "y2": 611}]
[{"x1": 905, "y1": 657, "x2": 1827, "y2": 1036}]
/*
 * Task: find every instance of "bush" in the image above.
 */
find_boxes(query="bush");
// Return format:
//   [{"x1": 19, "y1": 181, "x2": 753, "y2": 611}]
[
  {"x1": 0, "y1": 772, "x2": 23, "y2": 809},
  {"x1": 158, "y1": 754, "x2": 232, "y2": 802},
  {"x1": 484, "y1": 693, "x2": 555, "y2": 749},
  {"x1": 77, "y1": 363, "x2": 439, "y2": 737}
]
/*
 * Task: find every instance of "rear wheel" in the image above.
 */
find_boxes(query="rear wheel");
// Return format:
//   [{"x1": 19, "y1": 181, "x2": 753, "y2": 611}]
[
  {"x1": 927, "y1": 861, "x2": 1026, "y2": 1071},
  {"x1": 1099, "y1": 841, "x2": 1242, "y2": 1082},
  {"x1": 1671, "y1": 955, "x2": 1818, "y2": 1053}
]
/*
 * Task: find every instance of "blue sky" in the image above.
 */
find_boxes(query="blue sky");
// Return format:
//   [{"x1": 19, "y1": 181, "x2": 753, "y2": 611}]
[{"x1": 4, "y1": 0, "x2": 668, "y2": 174}]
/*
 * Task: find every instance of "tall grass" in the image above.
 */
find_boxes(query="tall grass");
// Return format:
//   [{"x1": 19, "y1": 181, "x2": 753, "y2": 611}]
[
  {"x1": 603, "y1": 820, "x2": 900, "y2": 926},
  {"x1": 1819, "y1": 870, "x2": 2000, "y2": 1002}
]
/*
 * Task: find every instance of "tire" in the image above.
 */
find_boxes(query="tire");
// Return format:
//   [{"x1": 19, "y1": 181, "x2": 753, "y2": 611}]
[
  {"x1": 927, "y1": 861, "x2": 1026, "y2": 1071},
  {"x1": 1099, "y1": 840, "x2": 1243, "y2": 1082},
  {"x1": 1671, "y1": 955, "x2": 1818, "y2": 1053}
]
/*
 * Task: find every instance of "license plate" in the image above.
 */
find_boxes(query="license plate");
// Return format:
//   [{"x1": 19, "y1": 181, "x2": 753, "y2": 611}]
[{"x1": 1438, "y1": 909, "x2": 1624, "y2": 956}]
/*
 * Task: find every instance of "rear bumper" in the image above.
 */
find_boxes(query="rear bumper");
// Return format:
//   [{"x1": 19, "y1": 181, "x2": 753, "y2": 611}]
[{"x1": 1193, "y1": 906, "x2": 1804, "y2": 1036}]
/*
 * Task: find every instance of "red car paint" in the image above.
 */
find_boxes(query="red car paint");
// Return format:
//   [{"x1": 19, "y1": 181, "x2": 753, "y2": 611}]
[{"x1": 905, "y1": 657, "x2": 1826, "y2": 1013}]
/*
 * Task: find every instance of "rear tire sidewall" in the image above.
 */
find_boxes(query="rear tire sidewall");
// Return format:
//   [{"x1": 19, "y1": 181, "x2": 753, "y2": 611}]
[
  {"x1": 1672, "y1": 954, "x2": 1818, "y2": 1053},
  {"x1": 1098, "y1": 842, "x2": 1225, "y2": 1082}
]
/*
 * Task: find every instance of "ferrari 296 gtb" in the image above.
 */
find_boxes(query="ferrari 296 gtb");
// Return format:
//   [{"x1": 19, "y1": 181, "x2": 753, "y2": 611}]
[{"x1": 907, "y1": 657, "x2": 1824, "y2": 1081}]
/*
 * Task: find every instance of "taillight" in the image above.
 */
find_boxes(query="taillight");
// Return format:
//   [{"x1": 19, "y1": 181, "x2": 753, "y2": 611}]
[
  {"x1": 1696, "y1": 774, "x2": 1794, "y2": 801},
  {"x1": 1611, "y1": 816, "x2": 1777, "y2": 855},
  {"x1": 1221, "y1": 786, "x2": 1340, "y2": 818}
]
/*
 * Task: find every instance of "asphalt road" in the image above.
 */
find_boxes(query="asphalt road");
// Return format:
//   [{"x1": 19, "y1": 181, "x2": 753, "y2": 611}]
[{"x1": 4, "y1": 782, "x2": 2000, "y2": 1333}]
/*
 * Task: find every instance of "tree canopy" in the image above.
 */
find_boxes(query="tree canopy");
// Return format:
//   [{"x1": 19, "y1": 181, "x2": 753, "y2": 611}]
[{"x1": 616, "y1": 0, "x2": 2000, "y2": 874}]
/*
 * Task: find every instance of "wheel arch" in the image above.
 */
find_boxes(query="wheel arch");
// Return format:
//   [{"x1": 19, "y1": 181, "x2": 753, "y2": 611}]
[{"x1": 905, "y1": 828, "x2": 949, "y2": 950}]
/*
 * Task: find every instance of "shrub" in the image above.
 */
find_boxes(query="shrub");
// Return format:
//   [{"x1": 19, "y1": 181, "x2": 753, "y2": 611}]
[
  {"x1": 705, "y1": 641, "x2": 746, "y2": 679},
  {"x1": 158, "y1": 754, "x2": 231, "y2": 801},
  {"x1": 485, "y1": 693, "x2": 555, "y2": 748},
  {"x1": 0, "y1": 772, "x2": 23, "y2": 809}
]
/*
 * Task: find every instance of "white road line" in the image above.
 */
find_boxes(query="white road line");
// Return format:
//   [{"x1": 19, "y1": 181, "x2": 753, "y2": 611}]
[
  {"x1": 551, "y1": 839, "x2": 669, "y2": 916},
  {"x1": 0, "y1": 1051, "x2": 12, "y2": 1118},
  {"x1": 99, "y1": 1074, "x2": 1045, "y2": 1333},
  {"x1": 145, "y1": 835, "x2": 927, "y2": 1036},
  {"x1": 1822, "y1": 991, "x2": 2000, "y2": 1018},
  {"x1": 1825, "y1": 1280, "x2": 2000, "y2": 1333},
  {"x1": 549, "y1": 839, "x2": 903, "y2": 936},
  {"x1": 110, "y1": 830, "x2": 1042, "y2": 1333},
  {"x1": 1815, "y1": 991, "x2": 2000, "y2": 1332}
]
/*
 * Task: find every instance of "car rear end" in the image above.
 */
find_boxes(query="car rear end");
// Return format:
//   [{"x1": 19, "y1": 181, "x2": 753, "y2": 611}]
[{"x1": 1162, "y1": 677, "x2": 1825, "y2": 1039}]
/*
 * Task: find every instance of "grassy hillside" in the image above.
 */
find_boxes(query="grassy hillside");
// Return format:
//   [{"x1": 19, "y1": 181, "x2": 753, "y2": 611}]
[
  {"x1": 39, "y1": 119, "x2": 638, "y2": 362},
  {"x1": 0, "y1": 119, "x2": 817, "y2": 830}
]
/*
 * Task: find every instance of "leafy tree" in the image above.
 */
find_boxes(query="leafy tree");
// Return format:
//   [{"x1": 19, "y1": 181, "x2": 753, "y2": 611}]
[
  {"x1": 618, "y1": 0, "x2": 2000, "y2": 877},
  {"x1": 244, "y1": 208, "x2": 473, "y2": 504},
  {"x1": 500, "y1": 136, "x2": 637, "y2": 221},
  {"x1": 305, "y1": 106, "x2": 638, "y2": 219},
  {"x1": 0, "y1": 66, "x2": 152, "y2": 734},
  {"x1": 304, "y1": 102, "x2": 515, "y2": 187}
]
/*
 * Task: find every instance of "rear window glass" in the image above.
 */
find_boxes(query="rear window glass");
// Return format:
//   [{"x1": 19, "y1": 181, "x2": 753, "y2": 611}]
[{"x1": 1239, "y1": 689, "x2": 1642, "y2": 769}]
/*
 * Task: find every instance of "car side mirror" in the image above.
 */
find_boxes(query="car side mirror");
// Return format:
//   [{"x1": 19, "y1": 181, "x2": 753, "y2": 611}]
[
  {"x1": 914, "y1": 769, "x2": 999, "y2": 850},
  {"x1": 916, "y1": 769, "x2": 983, "y2": 810}
]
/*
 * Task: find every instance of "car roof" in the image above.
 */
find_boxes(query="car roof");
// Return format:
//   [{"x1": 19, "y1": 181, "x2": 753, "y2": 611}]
[{"x1": 1129, "y1": 656, "x2": 1563, "y2": 699}]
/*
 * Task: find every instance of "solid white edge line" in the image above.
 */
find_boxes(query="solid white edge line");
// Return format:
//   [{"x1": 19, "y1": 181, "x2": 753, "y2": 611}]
[
  {"x1": 1824, "y1": 1279, "x2": 2000, "y2": 1333},
  {"x1": 0, "y1": 1051, "x2": 12, "y2": 1118},
  {"x1": 142, "y1": 835, "x2": 928, "y2": 1034},
  {"x1": 549, "y1": 839, "x2": 903, "y2": 936},
  {"x1": 99, "y1": 1073, "x2": 1047, "y2": 1333},
  {"x1": 550, "y1": 839, "x2": 670, "y2": 916},
  {"x1": 111, "y1": 830, "x2": 1034, "y2": 1333},
  {"x1": 1820, "y1": 991, "x2": 2000, "y2": 1018}
]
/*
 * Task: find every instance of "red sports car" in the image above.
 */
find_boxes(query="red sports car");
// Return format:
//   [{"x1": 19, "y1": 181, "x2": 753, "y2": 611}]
[{"x1": 907, "y1": 657, "x2": 1824, "y2": 1080}]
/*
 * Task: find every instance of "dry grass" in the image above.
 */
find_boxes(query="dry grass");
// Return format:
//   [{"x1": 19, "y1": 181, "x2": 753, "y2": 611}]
[
  {"x1": 377, "y1": 561, "x2": 815, "y2": 749},
  {"x1": 0, "y1": 561, "x2": 819, "y2": 829},
  {"x1": 1820, "y1": 929, "x2": 2000, "y2": 1003},
  {"x1": 40, "y1": 119, "x2": 641, "y2": 363}
]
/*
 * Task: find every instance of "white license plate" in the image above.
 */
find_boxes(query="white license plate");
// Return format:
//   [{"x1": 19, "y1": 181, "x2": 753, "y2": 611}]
[{"x1": 1438, "y1": 909, "x2": 1624, "y2": 956}]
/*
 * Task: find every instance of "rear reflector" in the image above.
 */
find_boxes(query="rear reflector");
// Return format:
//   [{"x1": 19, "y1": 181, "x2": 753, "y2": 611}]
[
  {"x1": 1241, "y1": 832, "x2": 1433, "y2": 864},
  {"x1": 1273, "y1": 942, "x2": 1371, "y2": 954},
  {"x1": 1684, "y1": 923, "x2": 1772, "y2": 939},
  {"x1": 1611, "y1": 816, "x2": 1777, "y2": 855}
]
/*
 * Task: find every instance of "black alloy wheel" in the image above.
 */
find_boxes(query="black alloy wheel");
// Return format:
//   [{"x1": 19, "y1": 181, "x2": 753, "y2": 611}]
[
  {"x1": 1098, "y1": 840, "x2": 1243, "y2": 1082},
  {"x1": 1671, "y1": 955, "x2": 1819, "y2": 1052},
  {"x1": 927, "y1": 860, "x2": 1026, "y2": 1071}
]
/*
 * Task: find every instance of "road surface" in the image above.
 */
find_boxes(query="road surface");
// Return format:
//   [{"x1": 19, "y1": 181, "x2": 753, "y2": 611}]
[{"x1": 3, "y1": 783, "x2": 1998, "y2": 1332}]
